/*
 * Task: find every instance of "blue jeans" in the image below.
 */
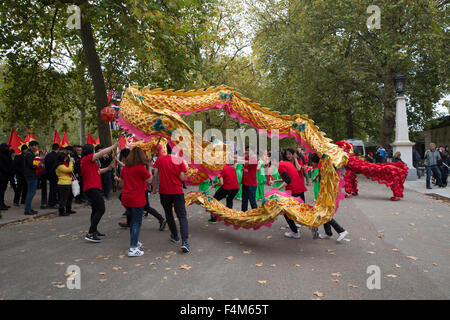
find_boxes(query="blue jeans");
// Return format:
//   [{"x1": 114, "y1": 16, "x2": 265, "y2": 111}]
[
  {"x1": 241, "y1": 185, "x2": 257, "y2": 212},
  {"x1": 25, "y1": 178, "x2": 38, "y2": 212},
  {"x1": 426, "y1": 165, "x2": 442, "y2": 188},
  {"x1": 126, "y1": 206, "x2": 144, "y2": 248}
]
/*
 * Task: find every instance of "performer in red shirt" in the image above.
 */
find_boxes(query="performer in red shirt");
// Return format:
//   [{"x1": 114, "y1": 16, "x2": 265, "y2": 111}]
[
  {"x1": 152, "y1": 144, "x2": 190, "y2": 253},
  {"x1": 117, "y1": 147, "x2": 153, "y2": 257},
  {"x1": 209, "y1": 162, "x2": 239, "y2": 223},
  {"x1": 81, "y1": 141, "x2": 117, "y2": 243},
  {"x1": 270, "y1": 149, "x2": 307, "y2": 239},
  {"x1": 240, "y1": 146, "x2": 260, "y2": 212}
]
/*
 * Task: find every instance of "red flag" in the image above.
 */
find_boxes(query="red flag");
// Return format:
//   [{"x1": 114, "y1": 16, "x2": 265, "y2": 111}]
[
  {"x1": 119, "y1": 136, "x2": 127, "y2": 150},
  {"x1": 86, "y1": 131, "x2": 97, "y2": 145},
  {"x1": 8, "y1": 128, "x2": 24, "y2": 154},
  {"x1": 61, "y1": 132, "x2": 70, "y2": 148},
  {"x1": 23, "y1": 128, "x2": 36, "y2": 145},
  {"x1": 53, "y1": 129, "x2": 61, "y2": 146},
  {"x1": 95, "y1": 137, "x2": 100, "y2": 145}
]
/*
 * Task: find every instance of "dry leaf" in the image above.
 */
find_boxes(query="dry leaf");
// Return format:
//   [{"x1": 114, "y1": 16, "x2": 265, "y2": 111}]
[
  {"x1": 226, "y1": 256, "x2": 234, "y2": 261},
  {"x1": 266, "y1": 236, "x2": 272, "y2": 239},
  {"x1": 255, "y1": 263, "x2": 263, "y2": 267},
  {"x1": 155, "y1": 257, "x2": 162, "y2": 260},
  {"x1": 367, "y1": 251, "x2": 376, "y2": 255},
  {"x1": 165, "y1": 267, "x2": 172, "y2": 270},
  {"x1": 207, "y1": 297, "x2": 213, "y2": 300},
  {"x1": 149, "y1": 262, "x2": 156, "y2": 266},
  {"x1": 360, "y1": 237, "x2": 367, "y2": 241},
  {"x1": 135, "y1": 264, "x2": 142, "y2": 267},
  {"x1": 243, "y1": 250, "x2": 252, "y2": 254},
  {"x1": 332, "y1": 279, "x2": 339, "y2": 283},
  {"x1": 53, "y1": 284, "x2": 65, "y2": 289},
  {"x1": 232, "y1": 298, "x2": 239, "y2": 300},
  {"x1": 294, "y1": 264, "x2": 301, "y2": 267},
  {"x1": 409, "y1": 223, "x2": 416, "y2": 227},
  {"x1": 392, "y1": 212, "x2": 400, "y2": 215},
  {"x1": 74, "y1": 258, "x2": 83, "y2": 262},
  {"x1": 179, "y1": 264, "x2": 192, "y2": 270},
  {"x1": 348, "y1": 284, "x2": 358, "y2": 288},
  {"x1": 392, "y1": 248, "x2": 399, "y2": 252},
  {"x1": 197, "y1": 249, "x2": 204, "y2": 252},
  {"x1": 55, "y1": 262, "x2": 65, "y2": 265},
  {"x1": 270, "y1": 264, "x2": 277, "y2": 267},
  {"x1": 432, "y1": 263, "x2": 438, "y2": 267},
  {"x1": 387, "y1": 274, "x2": 397, "y2": 278},
  {"x1": 257, "y1": 280, "x2": 267, "y2": 284},
  {"x1": 122, "y1": 272, "x2": 128, "y2": 274},
  {"x1": 423, "y1": 270, "x2": 429, "y2": 273},
  {"x1": 406, "y1": 256, "x2": 418, "y2": 261},
  {"x1": 331, "y1": 272, "x2": 342, "y2": 277},
  {"x1": 395, "y1": 264, "x2": 401, "y2": 268},
  {"x1": 313, "y1": 291, "x2": 324, "y2": 297},
  {"x1": 99, "y1": 272, "x2": 106, "y2": 275},
  {"x1": 164, "y1": 255, "x2": 170, "y2": 259},
  {"x1": 99, "y1": 279, "x2": 107, "y2": 283},
  {"x1": 118, "y1": 255, "x2": 125, "y2": 259},
  {"x1": 112, "y1": 267, "x2": 122, "y2": 271},
  {"x1": 436, "y1": 215, "x2": 443, "y2": 218},
  {"x1": 96, "y1": 255, "x2": 104, "y2": 259}
]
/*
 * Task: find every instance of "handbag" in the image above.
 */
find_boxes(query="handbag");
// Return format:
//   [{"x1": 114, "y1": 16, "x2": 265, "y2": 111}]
[{"x1": 72, "y1": 173, "x2": 80, "y2": 197}]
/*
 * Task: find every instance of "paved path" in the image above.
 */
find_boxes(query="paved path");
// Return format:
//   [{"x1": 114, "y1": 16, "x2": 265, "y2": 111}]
[{"x1": 0, "y1": 179, "x2": 448, "y2": 300}]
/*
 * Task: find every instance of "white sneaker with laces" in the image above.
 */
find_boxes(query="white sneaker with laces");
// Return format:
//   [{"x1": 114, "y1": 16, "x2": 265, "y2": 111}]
[
  {"x1": 336, "y1": 230, "x2": 348, "y2": 242},
  {"x1": 318, "y1": 233, "x2": 332, "y2": 239},
  {"x1": 128, "y1": 247, "x2": 144, "y2": 257},
  {"x1": 284, "y1": 231, "x2": 301, "y2": 239}
]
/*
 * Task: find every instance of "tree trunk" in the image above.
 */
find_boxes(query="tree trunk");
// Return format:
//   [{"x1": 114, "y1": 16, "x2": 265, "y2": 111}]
[
  {"x1": 79, "y1": 3, "x2": 111, "y2": 146},
  {"x1": 346, "y1": 109, "x2": 354, "y2": 139},
  {"x1": 79, "y1": 98, "x2": 86, "y2": 145}
]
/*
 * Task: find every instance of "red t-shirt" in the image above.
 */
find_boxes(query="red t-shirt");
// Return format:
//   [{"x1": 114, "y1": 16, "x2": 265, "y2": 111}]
[
  {"x1": 81, "y1": 154, "x2": 102, "y2": 192},
  {"x1": 278, "y1": 161, "x2": 307, "y2": 194},
  {"x1": 242, "y1": 157, "x2": 258, "y2": 186},
  {"x1": 120, "y1": 165, "x2": 151, "y2": 207},
  {"x1": 218, "y1": 164, "x2": 239, "y2": 190},
  {"x1": 154, "y1": 155, "x2": 187, "y2": 194}
]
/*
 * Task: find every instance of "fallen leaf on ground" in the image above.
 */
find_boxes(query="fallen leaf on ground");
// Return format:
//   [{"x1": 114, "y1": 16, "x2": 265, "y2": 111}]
[
  {"x1": 164, "y1": 255, "x2": 170, "y2": 259},
  {"x1": 99, "y1": 279, "x2": 107, "y2": 283},
  {"x1": 360, "y1": 238, "x2": 367, "y2": 241},
  {"x1": 432, "y1": 263, "x2": 438, "y2": 267},
  {"x1": 155, "y1": 257, "x2": 162, "y2": 260},
  {"x1": 395, "y1": 264, "x2": 401, "y2": 268},
  {"x1": 332, "y1": 279, "x2": 339, "y2": 283},
  {"x1": 409, "y1": 223, "x2": 415, "y2": 226},
  {"x1": 135, "y1": 264, "x2": 142, "y2": 267},
  {"x1": 255, "y1": 263, "x2": 263, "y2": 267},
  {"x1": 392, "y1": 212, "x2": 400, "y2": 215},
  {"x1": 207, "y1": 297, "x2": 213, "y2": 300},
  {"x1": 55, "y1": 262, "x2": 65, "y2": 265},
  {"x1": 243, "y1": 250, "x2": 252, "y2": 254},
  {"x1": 258, "y1": 280, "x2": 267, "y2": 284},
  {"x1": 179, "y1": 264, "x2": 192, "y2": 270},
  {"x1": 331, "y1": 272, "x2": 342, "y2": 277},
  {"x1": 99, "y1": 272, "x2": 106, "y2": 275},
  {"x1": 226, "y1": 256, "x2": 234, "y2": 261},
  {"x1": 392, "y1": 248, "x2": 399, "y2": 252},
  {"x1": 348, "y1": 284, "x2": 358, "y2": 288},
  {"x1": 112, "y1": 267, "x2": 122, "y2": 271},
  {"x1": 74, "y1": 258, "x2": 83, "y2": 262},
  {"x1": 436, "y1": 215, "x2": 443, "y2": 218},
  {"x1": 294, "y1": 264, "x2": 301, "y2": 267},
  {"x1": 232, "y1": 298, "x2": 239, "y2": 300},
  {"x1": 270, "y1": 264, "x2": 277, "y2": 267},
  {"x1": 52, "y1": 283, "x2": 65, "y2": 289},
  {"x1": 149, "y1": 262, "x2": 156, "y2": 266},
  {"x1": 423, "y1": 270, "x2": 429, "y2": 273},
  {"x1": 367, "y1": 251, "x2": 376, "y2": 255},
  {"x1": 224, "y1": 241, "x2": 232, "y2": 244},
  {"x1": 118, "y1": 255, "x2": 125, "y2": 259},
  {"x1": 197, "y1": 249, "x2": 204, "y2": 252},
  {"x1": 407, "y1": 256, "x2": 418, "y2": 261},
  {"x1": 122, "y1": 272, "x2": 128, "y2": 274},
  {"x1": 313, "y1": 291, "x2": 324, "y2": 297},
  {"x1": 387, "y1": 274, "x2": 397, "y2": 278},
  {"x1": 165, "y1": 267, "x2": 171, "y2": 270},
  {"x1": 266, "y1": 236, "x2": 272, "y2": 239},
  {"x1": 96, "y1": 255, "x2": 104, "y2": 259}
]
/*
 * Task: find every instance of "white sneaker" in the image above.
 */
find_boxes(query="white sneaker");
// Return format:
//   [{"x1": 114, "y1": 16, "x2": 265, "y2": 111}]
[
  {"x1": 318, "y1": 233, "x2": 332, "y2": 239},
  {"x1": 284, "y1": 231, "x2": 301, "y2": 239},
  {"x1": 128, "y1": 247, "x2": 144, "y2": 257},
  {"x1": 336, "y1": 231, "x2": 348, "y2": 242},
  {"x1": 286, "y1": 224, "x2": 302, "y2": 229},
  {"x1": 137, "y1": 241, "x2": 142, "y2": 248}
]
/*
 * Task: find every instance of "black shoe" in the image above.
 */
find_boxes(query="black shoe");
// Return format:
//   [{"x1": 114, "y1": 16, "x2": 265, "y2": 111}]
[
  {"x1": 159, "y1": 219, "x2": 167, "y2": 231},
  {"x1": 0, "y1": 205, "x2": 8, "y2": 211},
  {"x1": 31, "y1": 209, "x2": 38, "y2": 214},
  {"x1": 85, "y1": 233, "x2": 101, "y2": 243},
  {"x1": 95, "y1": 231, "x2": 105, "y2": 238},
  {"x1": 426, "y1": 187, "x2": 432, "y2": 189},
  {"x1": 59, "y1": 213, "x2": 70, "y2": 216},
  {"x1": 118, "y1": 221, "x2": 130, "y2": 228},
  {"x1": 40, "y1": 205, "x2": 48, "y2": 209},
  {"x1": 68, "y1": 210, "x2": 76, "y2": 214},
  {"x1": 24, "y1": 211, "x2": 35, "y2": 215}
]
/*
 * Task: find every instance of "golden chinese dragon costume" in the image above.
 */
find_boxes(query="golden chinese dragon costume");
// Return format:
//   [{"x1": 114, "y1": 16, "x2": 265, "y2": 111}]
[{"x1": 118, "y1": 85, "x2": 349, "y2": 229}]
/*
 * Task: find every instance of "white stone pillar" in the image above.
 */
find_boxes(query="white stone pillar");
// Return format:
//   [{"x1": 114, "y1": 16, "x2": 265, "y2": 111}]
[{"x1": 391, "y1": 95, "x2": 417, "y2": 180}]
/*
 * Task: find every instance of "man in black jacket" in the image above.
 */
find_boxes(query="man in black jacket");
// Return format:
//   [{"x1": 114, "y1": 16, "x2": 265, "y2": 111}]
[
  {"x1": 23, "y1": 141, "x2": 40, "y2": 215},
  {"x1": 13, "y1": 145, "x2": 28, "y2": 206},
  {"x1": 44, "y1": 143, "x2": 60, "y2": 209},
  {"x1": 0, "y1": 143, "x2": 14, "y2": 212}
]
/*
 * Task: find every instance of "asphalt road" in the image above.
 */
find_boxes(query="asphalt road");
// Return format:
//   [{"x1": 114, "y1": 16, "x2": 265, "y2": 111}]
[{"x1": 0, "y1": 179, "x2": 448, "y2": 300}]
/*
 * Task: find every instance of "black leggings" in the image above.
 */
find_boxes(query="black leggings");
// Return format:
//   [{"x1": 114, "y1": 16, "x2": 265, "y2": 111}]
[
  {"x1": 57, "y1": 184, "x2": 73, "y2": 214},
  {"x1": 144, "y1": 190, "x2": 164, "y2": 221},
  {"x1": 160, "y1": 193, "x2": 189, "y2": 241},
  {"x1": 284, "y1": 192, "x2": 305, "y2": 233},
  {"x1": 323, "y1": 219, "x2": 345, "y2": 236},
  {"x1": 214, "y1": 187, "x2": 239, "y2": 209},
  {"x1": 85, "y1": 188, "x2": 105, "y2": 234}
]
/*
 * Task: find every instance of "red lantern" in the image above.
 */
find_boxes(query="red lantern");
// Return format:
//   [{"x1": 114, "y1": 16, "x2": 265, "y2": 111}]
[{"x1": 100, "y1": 106, "x2": 117, "y2": 122}]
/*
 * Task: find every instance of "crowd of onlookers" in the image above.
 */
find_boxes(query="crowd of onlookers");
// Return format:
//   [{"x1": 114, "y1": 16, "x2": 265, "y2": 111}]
[{"x1": 0, "y1": 141, "x2": 115, "y2": 218}]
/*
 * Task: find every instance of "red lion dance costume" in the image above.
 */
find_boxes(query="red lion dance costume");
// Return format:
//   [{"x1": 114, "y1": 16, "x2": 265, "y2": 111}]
[{"x1": 336, "y1": 141, "x2": 409, "y2": 201}]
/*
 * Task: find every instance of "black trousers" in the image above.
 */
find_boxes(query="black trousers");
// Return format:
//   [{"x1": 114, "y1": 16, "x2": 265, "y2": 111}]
[
  {"x1": 0, "y1": 178, "x2": 8, "y2": 206},
  {"x1": 48, "y1": 177, "x2": 58, "y2": 206},
  {"x1": 323, "y1": 219, "x2": 345, "y2": 236},
  {"x1": 285, "y1": 192, "x2": 305, "y2": 233},
  {"x1": 213, "y1": 187, "x2": 239, "y2": 209},
  {"x1": 57, "y1": 185, "x2": 73, "y2": 214},
  {"x1": 40, "y1": 175, "x2": 47, "y2": 206},
  {"x1": 14, "y1": 176, "x2": 27, "y2": 204},
  {"x1": 85, "y1": 188, "x2": 105, "y2": 234},
  {"x1": 144, "y1": 190, "x2": 164, "y2": 221},
  {"x1": 160, "y1": 193, "x2": 189, "y2": 241}
]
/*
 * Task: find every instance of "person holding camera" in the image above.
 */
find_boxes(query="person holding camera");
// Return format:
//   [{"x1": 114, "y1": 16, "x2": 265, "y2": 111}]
[{"x1": 55, "y1": 152, "x2": 76, "y2": 216}]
